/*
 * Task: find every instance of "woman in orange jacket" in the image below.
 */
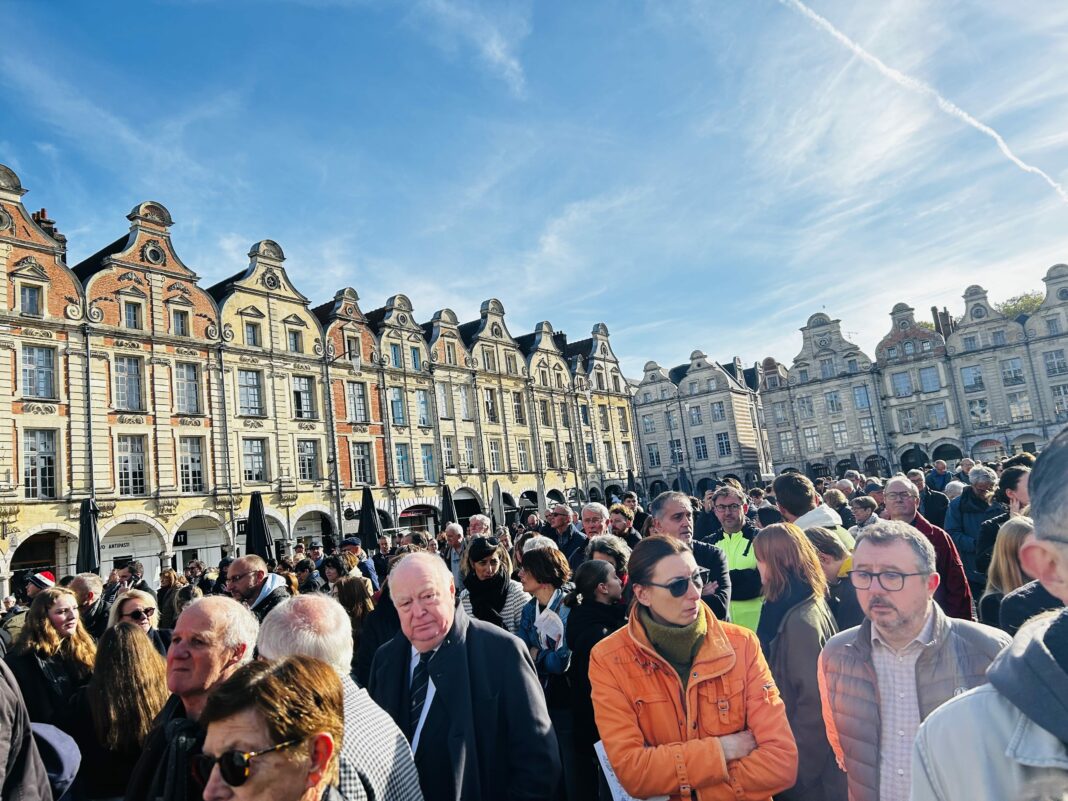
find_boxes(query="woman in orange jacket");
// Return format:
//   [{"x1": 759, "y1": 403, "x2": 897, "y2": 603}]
[{"x1": 589, "y1": 535, "x2": 798, "y2": 801}]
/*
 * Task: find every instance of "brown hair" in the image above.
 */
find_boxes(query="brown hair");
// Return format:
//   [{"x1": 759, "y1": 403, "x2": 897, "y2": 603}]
[
  {"x1": 14, "y1": 587, "x2": 96, "y2": 678},
  {"x1": 89, "y1": 622, "x2": 168, "y2": 751},
  {"x1": 752, "y1": 523, "x2": 828, "y2": 602},
  {"x1": 822, "y1": 488, "x2": 847, "y2": 510},
  {"x1": 609, "y1": 503, "x2": 634, "y2": 523},
  {"x1": 804, "y1": 526, "x2": 848, "y2": 561},
  {"x1": 772, "y1": 473, "x2": 817, "y2": 517},
  {"x1": 201, "y1": 655, "x2": 344, "y2": 787},
  {"x1": 334, "y1": 575, "x2": 375, "y2": 649},
  {"x1": 519, "y1": 547, "x2": 571, "y2": 588}
]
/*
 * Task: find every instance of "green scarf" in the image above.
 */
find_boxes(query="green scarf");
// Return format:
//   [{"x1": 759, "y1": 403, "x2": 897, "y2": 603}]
[{"x1": 638, "y1": 605, "x2": 707, "y2": 685}]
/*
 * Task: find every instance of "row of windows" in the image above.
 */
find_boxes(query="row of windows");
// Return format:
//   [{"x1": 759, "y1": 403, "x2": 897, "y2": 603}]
[
  {"x1": 776, "y1": 417, "x2": 878, "y2": 457},
  {"x1": 642, "y1": 401, "x2": 728, "y2": 433},
  {"x1": 646, "y1": 433, "x2": 732, "y2": 467}
]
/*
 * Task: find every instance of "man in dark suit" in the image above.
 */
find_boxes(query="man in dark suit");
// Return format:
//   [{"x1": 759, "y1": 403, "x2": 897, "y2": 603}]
[
  {"x1": 909, "y1": 468, "x2": 950, "y2": 530},
  {"x1": 368, "y1": 552, "x2": 560, "y2": 801}
]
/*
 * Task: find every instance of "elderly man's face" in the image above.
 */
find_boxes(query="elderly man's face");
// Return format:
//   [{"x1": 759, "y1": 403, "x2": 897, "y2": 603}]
[
  {"x1": 883, "y1": 480, "x2": 919, "y2": 522},
  {"x1": 469, "y1": 518, "x2": 488, "y2": 537},
  {"x1": 961, "y1": 459, "x2": 974, "y2": 473},
  {"x1": 909, "y1": 473, "x2": 926, "y2": 492},
  {"x1": 445, "y1": 528, "x2": 462, "y2": 549},
  {"x1": 655, "y1": 500, "x2": 694, "y2": 543},
  {"x1": 391, "y1": 559, "x2": 455, "y2": 653},
  {"x1": 168, "y1": 605, "x2": 243, "y2": 702},
  {"x1": 550, "y1": 507, "x2": 571, "y2": 532},
  {"x1": 934, "y1": 460, "x2": 947, "y2": 474},
  {"x1": 582, "y1": 510, "x2": 609, "y2": 538}
]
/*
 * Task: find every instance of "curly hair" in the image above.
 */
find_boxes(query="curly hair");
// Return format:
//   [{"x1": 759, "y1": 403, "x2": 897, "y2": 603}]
[{"x1": 14, "y1": 587, "x2": 96, "y2": 678}]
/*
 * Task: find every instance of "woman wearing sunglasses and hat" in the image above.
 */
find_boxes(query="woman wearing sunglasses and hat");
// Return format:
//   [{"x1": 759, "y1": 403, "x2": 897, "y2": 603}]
[
  {"x1": 459, "y1": 535, "x2": 531, "y2": 634},
  {"x1": 108, "y1": 588, "x2": 171, "y2": 657},
  {"x1": 589, "y1": 535, "x2": 798, "y2": 801}
]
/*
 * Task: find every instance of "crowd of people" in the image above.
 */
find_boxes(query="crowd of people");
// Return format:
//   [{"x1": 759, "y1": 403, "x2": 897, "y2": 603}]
[{"x1": 2, "y1": 442, "x2": 1068, "y2": 800}]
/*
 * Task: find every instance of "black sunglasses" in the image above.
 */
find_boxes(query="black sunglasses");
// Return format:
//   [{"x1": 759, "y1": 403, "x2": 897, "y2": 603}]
[
  {"x1": 645, "y1": 568, "x2": 711, "y2": 598},
  {"x1": 193, "y1": 738, "x2": 304, "y2": 787},
  {"x1": 122, "y1": 607, "x2": 156, "y2": 622}
]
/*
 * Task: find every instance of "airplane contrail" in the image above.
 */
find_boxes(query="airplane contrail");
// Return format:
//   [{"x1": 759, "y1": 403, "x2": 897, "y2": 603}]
[{"x1": 777, "y1": 0, "x2": 1068, "y2": 204}]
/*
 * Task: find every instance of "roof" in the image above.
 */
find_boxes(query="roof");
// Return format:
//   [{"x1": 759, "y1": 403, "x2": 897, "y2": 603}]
[
  {"x1": 742, "y1": 367, "x2": 760, "y2": 392},
  {"x1": 363, "y1": 306, "x2": 387, "y2": 330},
  {"x1": 310, "y1": 299, "x2": 334, "y2": 326},
  {"x1": 419, "y1": 321, "x2": 435, "y2": 342},
  {"x1": 457, "y1": 319, "x2": 482, "y2": 348},
  {"x1": 71, "y1": 235, "x2": 129, "y2": 281},
  {"x1": 206, "y1": 267, "x2": 253, "y2": 303},
  {"x1": 563, "y1": 336, "x2": 592, "y2": 359},
  {"x1": 668, "y1": 364, "x2": 690, "y2": 385},
  {"x1": 513, "y1": 331, "x2": 536, "y2": 356}
]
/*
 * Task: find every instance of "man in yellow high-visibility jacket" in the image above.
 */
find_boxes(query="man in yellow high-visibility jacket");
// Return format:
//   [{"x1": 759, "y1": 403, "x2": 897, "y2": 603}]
[{"x1": 705, "y1": 485, "x2": 763, "y2": 630}]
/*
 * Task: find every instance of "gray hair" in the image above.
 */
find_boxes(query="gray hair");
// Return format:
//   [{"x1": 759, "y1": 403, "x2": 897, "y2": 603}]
[
  {"x1": 586, "y1": 534, "x2": 632, "y2": 571},
  {"x1": 522, "y1": 535, "x2": 559, "y2": 553},
  {"x1": 390, "y1": 550, "x2": 455, "y2": 590},
  {"x1": 257, "y1": 594, "x2": 352, "y2": 678},
  {"x1": 855, "y1": 520, "x2": 937, "y2": 574},
  {"x1": 180, "y1": 596, "x2": 259, "y2": 664},
  {"x1": 581, "y1": 502, "x2": 609, "y2": 520},
  {"x1": 73, "y1": 572, "x2": 103, "y2": 596},
  {"x1": 884, "y1": 475, "x2": 920, "y2": 499},
  {"x1": 649, "y1": 491, "x2": 691, "y2": 519},
  {"x1": 944, "y1": 480, "x2": 966, "y2": 500},
  {"x1": 444, "y1": 522, "x2": 463, "y2": 537},
  {"x1": 969, "y1": 465, "x2": 998, "y2": 486},
  {"x1": 468, "y1": 514, "x2": 491, "y2": 530},
  {"x1": 835, "y1": 479, "x2": 855, "y2": 494},
  {"x1": 906, "y1": 469, "x2": 925, "y2": 481},
  {"x1": 1028, "y1": 429, "x2": 1068, "y2": 544}
]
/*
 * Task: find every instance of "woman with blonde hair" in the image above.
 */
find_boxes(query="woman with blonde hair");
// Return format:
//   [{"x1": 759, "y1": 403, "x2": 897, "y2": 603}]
[
  {"x1": 108, "y1": 588, "x2": 171, "y2": 657},
  {"x1": 4, "y1": 586, "x2": 96, "y2": 726},
  {"x1": 460, "y1": 536, "x2": 530, "y2": 633},
  {"x1": 980, "y1": 516, "x2": 1033, "y2": 625},
  {"x1": 68, "y1": 621, "x2": 169, "y2": 798},
  {"x1": 753, "y1": 523, "x2": 845, "y2": 801},
  {"x1": 156, "y1": 568, "x2": 185, "y2": 629}
]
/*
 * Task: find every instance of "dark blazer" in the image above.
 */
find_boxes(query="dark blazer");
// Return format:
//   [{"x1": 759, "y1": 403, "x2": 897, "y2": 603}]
[
  {"x1": 368, "y1": 607, "x2": 561, "y2": 801},
  {"x1": 355, "y1": 589, "x2": 400, "y2": 688},
  {"x1": 81, "y1": 598, "x2": 110, "y2": 641},
  {"x1": 3, "y1": 649, "x2": 89, "y2": 728},
  {"x1": 148, "y1": 628, "x2": 172, "y2": 658},
  {"x1": 0, "y1": 659, "x2": 50, "y2": 801},
  {"x1": 918, "y1": 487, "x2": 950, "y2": 530},
  {"x1": 690, "y1": 539, "x2": 733, "y2": 621}
]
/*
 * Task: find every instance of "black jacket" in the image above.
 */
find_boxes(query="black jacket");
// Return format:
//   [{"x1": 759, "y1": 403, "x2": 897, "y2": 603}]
[
  {"x1": 149, "y1": 628, "x2": 172, "y2": 658},
  {"x1": 299, "y1": 572, "x2": 326, "y2": 595},
  {"x1": 706, "y1": 521, "x2": 762, "y2": 602},
  {"x1": 3, "y1": 649, "x2": 90, "y2": 728},
  {"x1": 355, "y1": 589, "x2": 400, "y2": 688},
  {"x1": 564, "y1": 601, "x2": 626, "y2": 756},
  {"x1": 0, "y1": 659, "x2": 50, "y2": 801},
  {"x1": 68, "y1": 686, "x2": 142, "y2": 798},
  {"x1": 694, "y1": 510, "x2": 721, "y2": 542},
  {"x1": 919, "y1": 487, "x2": 950, "y2": 531},
  {"x1": 834, "y1": 505, "x2": 857, "y2": 530},
  {"x1": 827, "y1": 578, "x2": 865, "y2": 631},
  {"x1": 124, "y1": 694, "x2": 204, "y2": 801},
  {"x1": 81, "y1": 598, "x2": 110, "y2": 642},
  {"x1": 249, "y1": 586, "x2": 290, "y2": 623},
  {"x1": 690, "y1": 539, "x2": 733, "y2": 621},
  {"x1": 976, "y1": 507, "x2": 1010, "y2": 575},
  {"x1": 999, "y1": 580, "x2": 1065, "y2": 636},
  {"x1": 368, "y1": 607, "x2": 561, "y2": 801}
]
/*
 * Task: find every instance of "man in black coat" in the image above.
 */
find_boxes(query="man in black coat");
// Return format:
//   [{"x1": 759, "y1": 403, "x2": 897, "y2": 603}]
[
  {"x1": 368, "y1": 552, "x2": 560, "y2": 801},
  {"x1": 909, "y1": 469, "x2": 950, "y2": 530},
  {"x1": 544, "y1": 504, "x2": 588, "y2": 573},
  {"x1": 0, "y1": 659, "x2": 50, "y2": 800},
  {"x1": 70, "y1": 573, "x2": 109, "y2": 641},
  {"x1": 117, "y1": 561, "x2": 157, "y2": 602},
  {"x1": 225, "y1": 556, "x2": 290, "y2": 623},
  {"x1": 647, "y1": 491, "x2": 732, "y2": 621},
  {"x1": 295, "y1": 558, "x2": 327, "y2": 594}
]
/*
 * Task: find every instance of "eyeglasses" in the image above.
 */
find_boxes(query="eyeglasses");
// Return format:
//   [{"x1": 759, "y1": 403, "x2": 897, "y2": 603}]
[
  {"x1": 848, "y1": 570, "x2": 928, "y2": 591},
  {"x1": 225, "y1": 572, "x2": 252, "y2": 586},
  {"x1": 192, "y1": 738, "x2": 304, "y2": 787},
  {"x1": 883, "y1": 492, "x2": 916, "y2": 502},
  {"x1": 121, "y1": 607, "x2": 156, "y2": 622},
  {"x1": 645, "y1": 568, "x2": 711, "y2": 598},
  {"x1": 713, "y1": 504, "x2": 742, "y2": 512}
]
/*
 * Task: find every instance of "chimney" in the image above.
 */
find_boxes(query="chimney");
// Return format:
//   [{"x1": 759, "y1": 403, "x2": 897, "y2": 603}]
[{"x1": 32, "y1": 208, "x2": 57, "y2": 237}]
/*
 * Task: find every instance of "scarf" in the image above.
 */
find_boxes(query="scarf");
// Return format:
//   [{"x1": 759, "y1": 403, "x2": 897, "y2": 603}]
[
  {"x1": 463, "y1": 569, "x2": 510, "y2": 629},
  {"x1": 637, "y1": 605, "x2": 707, "y2": 684},
  {"x1": 756, "y1": 573, "x2": 815, "y2": 656}
]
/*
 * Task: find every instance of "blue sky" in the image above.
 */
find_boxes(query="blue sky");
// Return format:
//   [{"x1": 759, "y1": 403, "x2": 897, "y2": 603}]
[{"x1": 3, "y1": 1, "x2": 1067, "y2": 377}]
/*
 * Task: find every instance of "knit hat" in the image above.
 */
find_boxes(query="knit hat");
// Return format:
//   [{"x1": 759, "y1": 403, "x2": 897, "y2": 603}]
[{"x1": 29, "y1": 570, "x2": 55, "y2": 590}]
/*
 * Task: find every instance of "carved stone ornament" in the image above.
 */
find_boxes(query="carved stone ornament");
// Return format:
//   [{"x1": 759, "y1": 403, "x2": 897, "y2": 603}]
[
  {"x1": 21, "y1": 328, "x2": 54, "y2": 339},
  {"x1": 141, "y1": 241, "x2": 167, "y2": 266},
  {"x1": 206, "y1": 323, "x2": 220, "y2": 340},
  {"x1": 261, "y1": 271, "x2": 281, "y2": 291},
  {"x1": 24, "y1": 403, "x2": 56, "y2": 415},
  {"x1": 118, "y1": 414, "x2": 145, "y2": 424},
  {"x1": 262, "y1": 242, "x2": 282, "y2": 260},
  {"x1": 244, "y1": 419, "x2": 264, "y2": 429},
  {"x1": 114, "y1": 339, "x2": 142, "y2": 350},
  {"x1": 147, "y1": 357, "x2": 170, "y2": 366},
  {"x1": 178, "y1": 417, "x2": 202, "y2": 427},
  {"x1": 118, "y1": 271, "x2": 146, "y2": 286},
  {"x1": 239, "y1": 356, "x2": 260, "y2": 364},
  {"x1": 298, "y1": 422, "x2": 316, "y2": 431},
  {"x1": 176, "y1": 347, "x2": 200, "y2": 356},
  {"x1": 221, "y1": 324, "x2": 234, "y2": 342},
  {"x1": 155, "y1": 497, "x2": 179, "y2": 518},
  {"x1": 279, "y1": 491, "x2": 298, "y2": 507},
  {"x1": 87, "y1": 304, "x2": 105, "y2": 323},
  {"x1": 0, "y1": 207, "x2": 12, "y2": 232},
  {"x1": 96, "y1": 501, "x2": 117, "y2": 518},
  {"x1": 351, "y1": 424, "x2": 369, "y2": 433},
  {"x1": 166, "y1": 281, "x2": 190, "y2": 295},
  {"x1": 64, "y1": 303, "x2": 82, "y2": 320}
]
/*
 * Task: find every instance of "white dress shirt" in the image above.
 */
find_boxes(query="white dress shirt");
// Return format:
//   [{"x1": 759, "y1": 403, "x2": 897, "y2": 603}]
[{"x1": 409, "y1": 645, "x2": 438, "y2": 753}]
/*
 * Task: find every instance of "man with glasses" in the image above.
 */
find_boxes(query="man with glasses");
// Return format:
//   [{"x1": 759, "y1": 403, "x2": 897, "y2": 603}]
[
  {"x1": 580, "y1": 502, "x2": 611, "y2": 539},
  {"x1": 226, "y1": 555, "x2": 290, "y2": 623},
  {"x1": 881, "y1": 475, "x2": 973, "y2": 621},
  {"x1": 649, "y1": 491, "x2": 731, "y2": 621},
  {"x1": 545, "y1": 503, "x2": 588, "y2": 572},
  {"x1": 704, "y1": 485, "x2": 762, "y2": 630},
  {"x1": 818, "y1": 520, "x2": 1009, "y2": 801}
]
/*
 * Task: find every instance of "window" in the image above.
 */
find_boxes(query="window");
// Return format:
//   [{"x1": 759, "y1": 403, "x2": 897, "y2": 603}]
[
  {"x1": 422, "y1": 444, "x2": 436, "y2": 483},
  {"x1": 1049, "y1": 318, "x2": 1062, "y2": 336},
  {"x1": 482, "y1": 347, "x2": 497, "y2": 373},
  {"x1": 1044, "y1": 350, "x2": 1068, "y2": 376},
  {"x1": 796, "y1": 396, "x2": 814, "y2": 420},
  {"x1": 820, "y1": 359, "x2": 834, "y2": 379},
  {"x1": 238, "y1": 370, "x2": 264, "y2": 415},
  {"x1": 390, "y1": 344, "x2": 402, "y2": 369},
  {"x1": 693, "y1": 436, "x2": 708, "y2": 460},
  {"x1": 416, "y1": 389, "x2": 430, "y2": 426},
  {"x1": 22, "y1": 346, "x2": 55, "y2": 398},
  {"x1": 887, "y1": 346, "x2": 898, "y2": 358},
  {"x1": 560, "y1": 403, "x2": 571, "y2": 428},
  {"x1": 123, "y1": 302, "x2": 142, "y2": 330},
  {"x1": 825, "y1": 391, "x2": 842, "y2": 413},
  {"x1": 539, "y1": 399, "x2": 552, "y2": 427},
  {"x1": 489, "y1": 440, "x2": 503, "y2": 472},
  {"x1": 689, "y1": 406, "x2": 703, "y2": 426},
  {"x1": 347, "y1": 382, "x2": 369, "y2": 422},
  {"x1": 175, "y1": 363, "x2": 201, "y2": 414},
  {"x1": 647, "y1": 443, "x2": 662, "y2": 467},
  {"x1": 612, "y1": 374, "x2": 621, "y2": 393},
  {"x1": 707, "y1": 379, "x2": 716, "y2": 392},
  {"x1": 968, "y1": 398, "x2": 991, "y2": 425},
  {"x1": 288, "y1": 330, "x2": 303, "y2": 353},
  {"x1": 860, "y1": 417, "x2": 876, "y2": 443},
  {"x1": 292, "y1": 376, "x2": 316, "y2": 419},
  {"x1": 544, "y1": 442, "x2": 557, "y2": 469},
  {"x1": 596, "y1": 371, "x2": 605, "y2": 390},
  {"x1": 459, "y1": 386, "x2": 472, "y2": 419},
  {"x1": 798, "y1": 368, "x2": 809, "y2": 383},
  {"x1": 666, "y1": 410, "x2": 678, "y2": 430},
  {"x1": 517, "y1": 440, "x2": 530, "y2": 471},
  {"x1": 803, "y1": 426, "x2": 821, "y2": 454},
  {"x1": 963, "y1": 335, "x2": 978, "y2": 352},
  {"x1": 445, "y1": 342, "x2": 457, "y2": 365},
  {"x1": 1053, "y1": 384, "x2": 1068, "y2": 419},
  {"x1": 242, "y1": 439, "x2": 267, "y2": 482},
  {"x1": 1008, "y1": 391, "x2": 1033, "y2": 422},
  {"x1": 926, "y1": 402, "x2": 948, "y2": 429},
  {"x1": 115, "y1": 356, "x2": 143, "y2": 411},
  {"x1": 436, "y1": 383, "x2": 453, "y2": 419},
  {"x1": 352, "y1": 442, "x2": 373, "y2": 484},
  {"x1": 580, "y1": 405, "x2": 590, "y2": 426},
  {"x1": 553, "y1": 371, "x2": 563, "y2": 390},
  {"x1": 714, "y1": 432, "x2": 731, "y2": 457},
  {"x1": 297, "y1": 440, "x2": 320, "y2": 481},
  {"x1": 903, "y1": 341, "x2": 915, "y2": 356},
  {"x1": 689, "y1": 381, "x2": 698, "y2": 396},
  {"x1": 23, "y1": 429, "x2": 56, "y2": 498},
  {"x1": 599, "y1": 405, "x2": 610, "y2": 429},
  {"x1": 346, "y1": 336, "x2": 361, "y2": 366},
  {"x1": 921, "y1": 340, "x2": 932, "y2": 352},
  {"x1": 992, "y1": 330, "x2": 1006, "y2": 346},
  {"x1": 506, "y1": 354, "x2": 518, "y2": 375},
  {"x1": 1001, "y1": 358, "x2": 1025, "y2": 386},
  {"x1": 118, "y1": 435, "x2": 147, "y2": 495},
  {"x1": 395, "y1": 444, "x2": 411, "y2": 483},
  {"x1": 767, "y1": 375, "x2": 780, "y2": 388},
  {"x1": 831, "y1": 421, "x2": 849, "y2": 447},
  {"x1": 898, "y1": 408, "x2": 918, "y2": 434},
  {"x1": 586, "y1": 442, "x2": 596, "y2": 465},
  {"x1": 410, "y1": 347, "x2": 421, "y2": 371},
  {"x1": 483, "y1": 389, "x2": 499, "y2": 423},
  {"x1": 919, "y1": 367, "x2": 940, "y2": 393},
  {"x1": 173, "y1": 310, "x2": 190, "y2": 337},
  {"x1": 643, "y1": 391, "x2": 652, "y2": 403},
  {"x1": 669, "y1": 439, "x2": 684, "y2": 464},
  {"x1": 960, "y1": 366, "x2": 985, "y2": 392},
  {"x1": 179, "y1": 437, "x2": 204, "y2": 493},
  {"x1": 773, "y1": 401, "x2": 788, "y2": 424},
  {"x1": 604, "y1": 442, "x2": 616, "y2": 471},
  {"x1": 891, "y1": 372, "x2": 913, "y2": 397},
  {"x1": 443, "y1": 436, "x2": 455, "y2": 469},
  {"x1": 710, "y1": 401, "x2": 725, "y2": 422},
  {"x1": 617, "y1": 407, "x2": 629, "y2": 433},
  {"x1": 847, "y1": 359, "x2": 859, "y2": 373},
  {"x1": 642, "y1": 414, "x2": 655, "y2": 433},
  {"x1": 540, "y1": 369, "x2": 549, "y2": 386},
  {"x1": 20, "y1": 285, "x2": 42, "y2": 316},
  {"x1": 244, "y1": 322, "x2": 261, "y2": 347},
  {"x1": 565, "y1": 442, "x2": 576, "y2": 468},
  {"x1": 779, "y1": 431, "x2": 797, "y2": 457},
  {"x1": 390, "y1": 387, "x2": 406, "y2": 425},
  {"x1": 852, "y1": 385, "x2": 870, "y2": 410},
  {"x1": 512, "y1": 392, "x2": 525, "y2": 425},
  {"x1": 464, "y1": 437, "x2": 476, "y2": 468}
]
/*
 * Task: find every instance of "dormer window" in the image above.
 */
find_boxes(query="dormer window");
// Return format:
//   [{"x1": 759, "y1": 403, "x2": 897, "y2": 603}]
[
  {"x1": 288, "y1": 330, "x2": 303, "y2": 353},
  {"x1": 903, "y1": 341, "x2": 915, "y2": 356},
  {"x1": 173, "y1": 310, "x2": 190, "y2": 337},
  {"x1": 887, "y1": 346, "x2": 898, "y2": 358},
  {"x1": 20, "y1": 285, "x2": 42, "y2": 317},
  {"x1": 245, "y1": 322, "x2": 261, "y2": 347},
  {"x1": 346, "y1": 336, "x2": 360, "y2": 365},
  {"x1": 124, "y1": 301, "x2": 143, "y2": 330}
]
